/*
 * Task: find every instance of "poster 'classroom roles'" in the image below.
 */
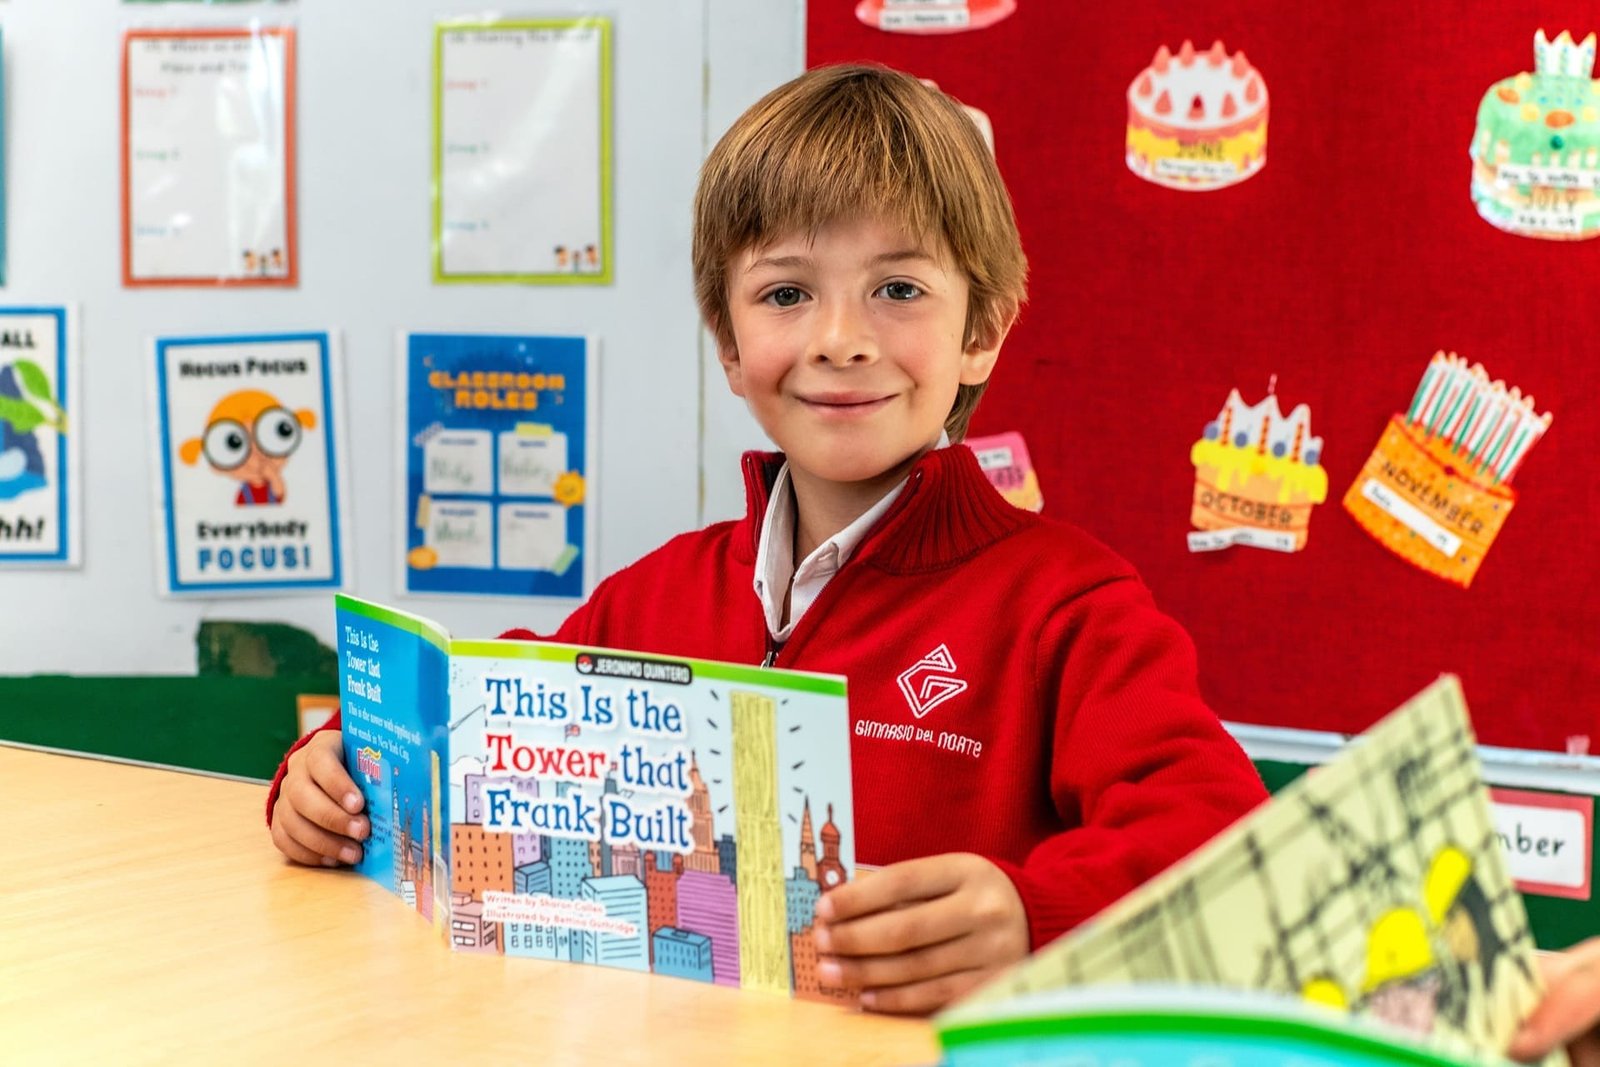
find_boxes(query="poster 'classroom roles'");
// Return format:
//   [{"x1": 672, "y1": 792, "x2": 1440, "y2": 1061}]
[{"x1": 401, "y1": 332, "x2": 596, "y2": 600}]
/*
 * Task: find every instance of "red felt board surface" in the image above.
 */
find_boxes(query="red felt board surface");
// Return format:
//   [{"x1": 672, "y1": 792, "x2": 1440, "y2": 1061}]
[{"x1": 808, "y1": 2, "x2": 1599, "y2": 752}]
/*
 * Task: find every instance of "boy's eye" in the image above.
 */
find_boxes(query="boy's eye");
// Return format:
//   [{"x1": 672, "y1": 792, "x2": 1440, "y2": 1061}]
[
  {"x1": 879, "y1": 281, "x2": 921, "y2": 301},
  {"x1": 765, "y1": 286, "x2": 805, "y2": 308}
]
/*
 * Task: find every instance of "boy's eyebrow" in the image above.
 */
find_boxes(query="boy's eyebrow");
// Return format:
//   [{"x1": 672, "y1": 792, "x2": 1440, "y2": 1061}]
[
  {"x1": 743, "y1": 249, "x2": 940, "y2": 273},
  {"x1": 744, "y1": 254, "x2": 812, "y2": 273},
  {"x1": 869, "y1": 249, "x2": 939, "y2": 267}
]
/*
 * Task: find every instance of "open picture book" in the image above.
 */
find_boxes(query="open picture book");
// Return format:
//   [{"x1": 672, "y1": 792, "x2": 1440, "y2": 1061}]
[
  {"x1": 938, "y1": 675, "x2": 1563, "y2": 1067},
  {"x1": 334, "y1": 594, "x2": 857, "y2": 1002}
]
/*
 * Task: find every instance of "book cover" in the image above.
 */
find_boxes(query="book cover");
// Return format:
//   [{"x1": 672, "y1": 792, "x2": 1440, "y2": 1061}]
[{"x1": 336, "y1": 594, "x2": 856, "y2": 1001}]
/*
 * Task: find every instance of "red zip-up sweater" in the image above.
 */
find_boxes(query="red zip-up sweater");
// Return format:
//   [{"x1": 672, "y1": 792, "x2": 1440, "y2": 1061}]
[{"x1": 269, "y1": 446, "x2": 1266, "y2": 950}]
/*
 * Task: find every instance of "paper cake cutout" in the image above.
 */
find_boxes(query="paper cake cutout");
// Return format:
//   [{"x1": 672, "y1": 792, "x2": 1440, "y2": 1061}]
[
  {"x1": 1343, "y1": 351, "x2": 1551, "y2": 588},
  {"x1": 1189, "y1": 387, "x2": 1326, "y2": 552},
  {"x1": 1127, "y1": 41, "x2": 1268, "y2": 190},
  {"x1": 1471, "y1": 30, "x2": 1600, "y2": 240},
  {"x1": 855, "y1": 0, "x2": 1015, "y2": 35},
  {"x1": 964, "y1": 431, "x2": 1042, "y2": 512},
  {"x1": 941, "y1": 676, "x2": 1552, "y2": 1067}
]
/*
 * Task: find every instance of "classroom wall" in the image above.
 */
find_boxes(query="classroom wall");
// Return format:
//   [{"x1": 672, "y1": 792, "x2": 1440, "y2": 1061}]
[{"x1": 0, "y1": 0, "x2": 801, "y2": 677}]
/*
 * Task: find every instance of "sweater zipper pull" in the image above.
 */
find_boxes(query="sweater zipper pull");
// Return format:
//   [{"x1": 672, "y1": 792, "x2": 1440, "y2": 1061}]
[{"x1": 762, "y1": 647, "x2": 777, "y2": 668}]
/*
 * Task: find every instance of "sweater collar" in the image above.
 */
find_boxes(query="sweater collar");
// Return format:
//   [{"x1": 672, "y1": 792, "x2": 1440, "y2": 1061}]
[{"x1": 734, "y1": 444, "x2": 1029, "y2": 573}]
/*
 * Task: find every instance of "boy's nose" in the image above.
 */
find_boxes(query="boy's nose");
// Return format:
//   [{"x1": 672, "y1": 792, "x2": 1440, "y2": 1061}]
[{"x1": 809, "y1": 299, "x2": 877, "y2": 367}]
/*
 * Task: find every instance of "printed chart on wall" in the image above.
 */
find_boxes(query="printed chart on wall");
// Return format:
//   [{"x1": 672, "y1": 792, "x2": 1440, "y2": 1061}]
[
  {"x1": 122, "y1": 27, "x2": 297, "y2": 287},
  {"x1": 401, "y1": 333, "x2": 595, "y2": 600},
  {"x1": 152, "y1": 332, "x2": 344, "y2": 595},
  {"x1": 0, "y1": 308, "x2": 77, "y2": 567},
  {"x1": 434, "y1": 18, "x2": 613, "y2": 284}
]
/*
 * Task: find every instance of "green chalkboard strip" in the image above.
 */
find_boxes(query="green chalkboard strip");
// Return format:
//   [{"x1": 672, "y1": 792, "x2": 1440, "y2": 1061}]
[{"x1": 0, "y1": 675, "x2": 334, "y2": 782}]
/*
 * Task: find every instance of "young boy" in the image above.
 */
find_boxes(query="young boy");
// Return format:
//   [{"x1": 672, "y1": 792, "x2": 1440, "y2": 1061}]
[{"x1": 268, "y1": 64, "x2": 1267, "y2": 1014}]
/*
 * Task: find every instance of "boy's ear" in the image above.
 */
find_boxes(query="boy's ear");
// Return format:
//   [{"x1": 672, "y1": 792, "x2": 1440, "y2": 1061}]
[
  {"x1": 959, "y1": 315, "x2": 1013, "y2": 386},
  {"x1": 716, "y1": 336, "x2": 747, "y2": 398}
]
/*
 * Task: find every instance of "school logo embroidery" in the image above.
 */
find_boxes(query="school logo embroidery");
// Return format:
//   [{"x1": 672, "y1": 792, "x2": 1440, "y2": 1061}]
[{"x1": 897, "y1": 644, "x2": 968, "y2": 719}]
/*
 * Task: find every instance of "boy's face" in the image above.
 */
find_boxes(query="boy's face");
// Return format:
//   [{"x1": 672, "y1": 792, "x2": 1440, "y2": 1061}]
[{"x1": 718, "y1": 215, "x2": 1001, "y2": 489}]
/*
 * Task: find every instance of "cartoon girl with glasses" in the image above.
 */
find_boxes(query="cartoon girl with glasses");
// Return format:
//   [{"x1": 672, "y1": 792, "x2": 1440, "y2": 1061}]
[{"x1": 179, "y1": 389, "x2": 317, "y2": 506}]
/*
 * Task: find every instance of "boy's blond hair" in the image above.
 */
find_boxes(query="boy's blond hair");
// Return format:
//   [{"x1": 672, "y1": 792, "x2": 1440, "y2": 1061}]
[{"x1": 693, "y1": 64, "x2": 1028, "y2": 442}]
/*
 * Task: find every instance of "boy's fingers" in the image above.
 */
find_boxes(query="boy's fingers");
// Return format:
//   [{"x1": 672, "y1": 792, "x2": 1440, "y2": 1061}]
[
  {"x1": 819, "y1": 855, "x2": 964, "y2": 923},
  {"x1": 270, "y1": 816, "x2": 338, "y2": 868},
  {"x1": 285, "y1": 770, "x2": 368, "y2": 840},
  {"x1": 1572, "y1": 1032, "x2": 1600, "y2": 1067},
  {"x1": 1511, "y1": 948, "x2": 1600, "y2": 1061},
  {"x1": 819, "y1": 893, "x2": 970, "y2": 957},
  {"x1": 819, "y1": 933, "x2": 976, "y2": 990},
  {"x1": 858, "y1": 968, "x2": 987, "y2": 1016},
  {"x1": 304, "y1": 734, "x2": 364, "y2": 816},
  {"x1": 274, "y1": 804, "x2": 364, "y2": 866}
]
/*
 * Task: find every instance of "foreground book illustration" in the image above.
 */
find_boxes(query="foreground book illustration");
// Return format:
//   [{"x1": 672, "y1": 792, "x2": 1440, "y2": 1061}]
[
  {"x1": 940, "y1": 676, "x2": 1559, "y2": 1066},
  {"x1": 335, "y1": 594, "x2": 856, "y2": 1001}
]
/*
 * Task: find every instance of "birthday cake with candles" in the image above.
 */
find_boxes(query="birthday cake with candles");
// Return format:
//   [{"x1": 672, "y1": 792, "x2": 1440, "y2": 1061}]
[
  {"x1": 1127, "y1": 40, "x2": 1268, "y2": 191},
  {"x1": 1342, "y1": 352, "x2": 1552, "y2": 588},
  {"x1": 1470, "y1": 30, "x2": 1600, "y2": 240},
  {"x1": 854, "y1": 0, "x2": 1015, "y2": 34},
  {"x1": 1190, "y1": 388, "x2": 1327, "y2": 551}
]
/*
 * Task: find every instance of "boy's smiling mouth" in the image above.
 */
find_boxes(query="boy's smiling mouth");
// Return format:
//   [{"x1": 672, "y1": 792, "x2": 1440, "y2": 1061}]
[{"x1": 797, "y1": 391, "x2": 894, "y2": 415}]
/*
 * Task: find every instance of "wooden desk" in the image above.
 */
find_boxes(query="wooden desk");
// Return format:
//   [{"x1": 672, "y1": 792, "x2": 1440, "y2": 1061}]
[{"x1": 2, "y1": 746, "x2": 939, "y2": 1065}]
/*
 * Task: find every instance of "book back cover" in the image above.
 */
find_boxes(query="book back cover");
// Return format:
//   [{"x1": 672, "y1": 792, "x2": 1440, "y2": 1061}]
[{"x1": 336, "y1": 595, "x2": 452, "y2": 929}]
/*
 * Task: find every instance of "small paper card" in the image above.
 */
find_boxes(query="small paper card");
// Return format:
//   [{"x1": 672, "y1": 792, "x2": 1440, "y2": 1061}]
[
  {"x1": 1488, "y1": 788, "x2": 1593, "y2": 901},
  {"x1": 497, "y1": 502, "x2": 567, "y2": 571},
  {"x1": 423, "y1": 430, "x2": 494, "y2": 496},
  {"x1": 425, "y1": 499, "x2": 494, "y2": 569},
  {"x1": 964, "y1": 431, "x2": 1042, "y2": 512},
  {"x1": 498, "y1": 430, "x2": 568, "y2": 497}
]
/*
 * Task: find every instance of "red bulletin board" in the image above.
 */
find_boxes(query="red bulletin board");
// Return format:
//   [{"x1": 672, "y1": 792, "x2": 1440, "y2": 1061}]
[{"x1": 808, "y1": 2, "x2": 1599, "y2": 752}]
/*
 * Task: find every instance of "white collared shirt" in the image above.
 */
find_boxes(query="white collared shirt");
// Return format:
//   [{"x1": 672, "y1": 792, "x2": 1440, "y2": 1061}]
[{"x1": 753, "y1": 434, "x2": 949, "y2": 643}]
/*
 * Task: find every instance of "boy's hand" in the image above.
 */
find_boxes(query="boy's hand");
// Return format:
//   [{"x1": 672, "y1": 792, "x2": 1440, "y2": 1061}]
[
  {"x1": 1509, "y1": 940, "x2": 1600, "y2": 1065},
  {"x1": 813, "y1": 852, "x2": 1028, "y2": 1015},
  {"x1": 269, "y1": 730, "x2": 369, "y2": 868}
]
